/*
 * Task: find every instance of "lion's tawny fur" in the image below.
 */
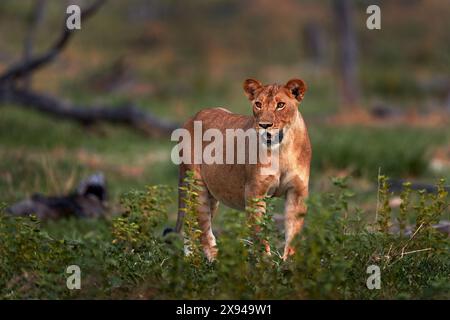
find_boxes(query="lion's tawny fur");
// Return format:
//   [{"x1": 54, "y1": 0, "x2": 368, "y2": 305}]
[{"x1": 176, "y1": 78, "x2": 311, "y2": 261}]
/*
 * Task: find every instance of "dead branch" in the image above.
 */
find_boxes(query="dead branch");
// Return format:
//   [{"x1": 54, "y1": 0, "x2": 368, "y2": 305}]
[
  {"x1": 332, "y1": 0, "x2": 361, "y2": 108},
  {"x1": 0, "y1": 0, "x2": 106, "y2": 84},
  {"x1": 0, "y1": 86, "x2": 177, "y2": 137},
  {"x1": 0, "y1": 0, "x2": 179, "y2": 137},
  {"x1": 22, "y1": 0, "x2": 48, "y2": 88}
]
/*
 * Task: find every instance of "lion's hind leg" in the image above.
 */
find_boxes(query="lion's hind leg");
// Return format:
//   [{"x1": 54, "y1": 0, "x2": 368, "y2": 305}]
[{"x1": 196, "y1": 180, "x2": 218, "y2": 262}]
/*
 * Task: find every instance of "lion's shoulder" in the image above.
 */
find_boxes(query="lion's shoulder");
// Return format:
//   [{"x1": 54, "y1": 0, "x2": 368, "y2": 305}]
[{"x1": 187, "y1": 107, "x2": 252, "y2": 130}]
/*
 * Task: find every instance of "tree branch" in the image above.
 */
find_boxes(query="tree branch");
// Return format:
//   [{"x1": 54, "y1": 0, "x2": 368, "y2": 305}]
[
  {"x1": 0, "y1": 86, "x2": 178, "y2": 137},
  {"x1": 0, "y1": 0, "x2": 180, "y2": 137},
  {"x1": 22, "y1": 0, "x2": 48, "y2": 88},
  {"x1": 0, "y1": 0, "x2": 106, "y2": 84}
]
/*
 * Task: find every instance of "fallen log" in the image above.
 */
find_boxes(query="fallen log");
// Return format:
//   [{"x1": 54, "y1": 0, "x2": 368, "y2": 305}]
[{"x1": 0, "y1": 86, "x2": 178, "y2": 137}]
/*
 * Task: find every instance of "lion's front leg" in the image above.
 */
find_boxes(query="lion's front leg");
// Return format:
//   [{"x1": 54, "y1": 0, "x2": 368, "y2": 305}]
[
  {"x1": 244, "y1": 186, "x2": 271, "y2": 255},
  {"x1": 283, "y1": 187, "x2": 308, "y2": 260}
]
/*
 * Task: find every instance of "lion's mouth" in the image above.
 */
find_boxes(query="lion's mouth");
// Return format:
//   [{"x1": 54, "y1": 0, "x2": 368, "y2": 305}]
[{"x1": 261, "y1": 129, "x2": 284, "y2": 148}]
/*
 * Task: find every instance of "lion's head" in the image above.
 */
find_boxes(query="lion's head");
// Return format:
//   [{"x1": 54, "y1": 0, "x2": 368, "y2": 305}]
[{"x1": 243, "y1": 78, "x2": 307, "y2": 148}]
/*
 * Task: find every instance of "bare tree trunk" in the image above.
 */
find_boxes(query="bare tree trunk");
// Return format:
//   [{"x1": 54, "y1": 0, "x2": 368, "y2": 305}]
[
  {"x1": 333, "y1": 0, "x2": 361, "y2": 109},
  {"x1": 22, "y1": 0, "x2": 47, "y2": 89},
  {"x1": 304, "y1": 21, "x2": 326, "y2": 66}
]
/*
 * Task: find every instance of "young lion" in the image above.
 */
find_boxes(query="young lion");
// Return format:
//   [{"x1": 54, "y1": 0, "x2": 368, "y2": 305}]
[{"x1": 174, "y1": 78, "x2": 311, "y2": 261}]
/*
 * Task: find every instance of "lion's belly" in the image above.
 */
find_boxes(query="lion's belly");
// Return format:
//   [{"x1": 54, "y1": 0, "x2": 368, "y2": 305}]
[
  {"x1": 200, "y1": 164, "x2": 247, "y2": 211},
  {"x1": 188, "y1": 107, "x2": 269, "y2": 210}
]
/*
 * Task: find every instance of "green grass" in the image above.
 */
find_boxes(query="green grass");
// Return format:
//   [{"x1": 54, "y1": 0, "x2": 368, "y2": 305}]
[
  {"x1": 1, "y1": 0, "x2": 449, "y2": 300},
  {"x1": 0, "y1": 106, "x2": 179, "y2": 202},
  {"x1": 311, "y1": 125, "x2": 450, "y2": 179},
  {"x1": 1, "y1": 177, "x2": 448, "y2": 299}
]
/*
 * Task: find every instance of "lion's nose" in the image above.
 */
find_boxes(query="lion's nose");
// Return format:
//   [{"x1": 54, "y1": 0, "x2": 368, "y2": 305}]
[{"x1": 259, "y1": 122, "x2": 273, "y2": 129}]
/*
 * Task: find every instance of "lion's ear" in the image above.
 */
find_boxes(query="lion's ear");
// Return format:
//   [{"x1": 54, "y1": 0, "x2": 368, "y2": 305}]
[
  {"x1": 285, "y1": 79, "x2": 307, "y2": 102},
  {"x1": 243, "y1": 78, "x2": 262, "y2": 100}
]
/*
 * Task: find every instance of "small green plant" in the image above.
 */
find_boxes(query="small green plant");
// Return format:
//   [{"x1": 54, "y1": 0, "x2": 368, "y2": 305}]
[
  {"x1": 399, "y1": 181, "x2": 412, "y2": 236},
  {"x1": 106, "y1": 185, "x2": 171, "y2": 293},
  {"x1": 112, "y1": 185, "x2": 170, "y2": 249},
  {"x1": 377, "y1": 174, "x2": 392, "y2": 233},
  {"x1": 179, "y1": 170, "x2": 204, "y2": 267},
  {"x1": 0, "y1": 213, "x2": 80, "y2": 299},
  {"x1": 0, "y1": 175, "x2": 448, "y2": 299}
]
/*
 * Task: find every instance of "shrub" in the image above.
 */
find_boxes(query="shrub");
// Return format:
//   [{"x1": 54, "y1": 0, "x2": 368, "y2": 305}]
[
  {"x1": 0, "y1": 211, "x2": 80, "y2": 299},
  {"x1": 0, "y1": 175, "x2": 448, "y2": 299}
]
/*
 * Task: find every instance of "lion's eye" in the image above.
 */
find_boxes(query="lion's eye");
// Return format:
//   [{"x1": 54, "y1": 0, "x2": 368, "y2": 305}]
[
  {"x1": 255, "y1": 102, "x2": 262, "y2": 109},
  {"x1": 276, "y1": 102, "x2": 285, "y2": 110}
]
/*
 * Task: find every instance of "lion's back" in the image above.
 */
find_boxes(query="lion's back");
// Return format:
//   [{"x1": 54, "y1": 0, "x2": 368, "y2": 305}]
[{"x1": 185, "y1": 107, "x2": 253, "y2": 132}]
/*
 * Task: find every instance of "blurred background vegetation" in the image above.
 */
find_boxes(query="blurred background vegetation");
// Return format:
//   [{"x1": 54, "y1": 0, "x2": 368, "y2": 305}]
[
  {"x1": 0, "y1": 0, "x2": 449, "y2": 215},
  {"x1": 1, "y1": 0, "x2": 449, "y2": 300}
]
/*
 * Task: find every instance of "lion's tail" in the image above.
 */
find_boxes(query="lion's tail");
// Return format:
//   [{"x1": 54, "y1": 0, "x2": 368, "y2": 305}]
[{"x1": 163, "y1": 167, "x2": 186, "y2": 237}]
